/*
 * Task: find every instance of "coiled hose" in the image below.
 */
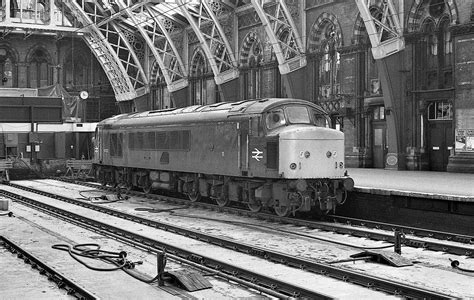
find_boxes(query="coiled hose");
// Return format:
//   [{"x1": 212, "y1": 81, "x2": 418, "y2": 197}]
[{"x1": 52, "y1": 243, "x2": 160, "y2": 283}]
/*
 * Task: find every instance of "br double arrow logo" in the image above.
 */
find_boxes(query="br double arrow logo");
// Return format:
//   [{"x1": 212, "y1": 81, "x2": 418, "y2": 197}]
[{"x1": 251, "y1": 148, "x2": 263, "y2": 161}]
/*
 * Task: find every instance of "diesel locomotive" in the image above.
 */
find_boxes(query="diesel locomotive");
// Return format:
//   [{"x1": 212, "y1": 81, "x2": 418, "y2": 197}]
[{"x1": 93, "y1": 98, "x2": 354, "y2": 216}]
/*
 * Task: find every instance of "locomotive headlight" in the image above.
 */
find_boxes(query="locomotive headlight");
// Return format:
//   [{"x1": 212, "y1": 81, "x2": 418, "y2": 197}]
[
  {"x1": 290, "y1": 163, "x2": 297, "y2": 170},
  {"x1": 326, "y1": 151, "x2": 332, "y2": 158},
  {"x1": 304, "y1": 151, "x2": 310, "y2": 158}
]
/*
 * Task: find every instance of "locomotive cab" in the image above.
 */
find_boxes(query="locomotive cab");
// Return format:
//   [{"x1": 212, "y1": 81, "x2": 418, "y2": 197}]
[{"x1": 247, "y1": 102, "x2": 354, "y2": 215}]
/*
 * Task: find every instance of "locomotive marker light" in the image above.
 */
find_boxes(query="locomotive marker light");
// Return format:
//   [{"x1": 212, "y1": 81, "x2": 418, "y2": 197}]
[
  {"x1": 79, "y1": 91, "x2": 89, "y2": 100},
  {"x1": 299, "y1": 151, "x2": 311, "y2": 158}
]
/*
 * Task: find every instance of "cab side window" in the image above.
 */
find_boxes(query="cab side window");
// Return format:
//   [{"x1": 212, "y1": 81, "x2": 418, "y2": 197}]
[
  {"x1": 312, "y1": 109, "x2": 330, "y2": 127},
  {"x1": 265, "y1": 109, "x2": 286, "y2": 130}
]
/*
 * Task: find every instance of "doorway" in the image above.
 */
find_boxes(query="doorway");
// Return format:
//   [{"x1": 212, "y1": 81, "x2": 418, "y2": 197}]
[
  {"x1": 371, "y1": 105, "x2": 387, "y2": 168},
  {"x1": 373, "y1": 122, "x2": 387, "y2": 168},
  {"x1": 426, "y1": 101, "x2": 453, "y2": 171},
  {"x1": 428, "y1": 121, "x2": 453, "y2": 171}
]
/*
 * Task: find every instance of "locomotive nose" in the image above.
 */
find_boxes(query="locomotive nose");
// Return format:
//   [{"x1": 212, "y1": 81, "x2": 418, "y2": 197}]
[{"x1": 277, "y1": 126, "x2": 346, "y2": 179}]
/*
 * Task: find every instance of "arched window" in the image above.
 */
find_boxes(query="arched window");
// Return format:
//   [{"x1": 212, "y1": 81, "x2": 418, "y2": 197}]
[
  {"x1": 353, "y1": 7, "x2": 383, "y2": 96},
  {"x1": 308, "y1": 13, "x2": 343, "y2": 130},
  {"x1": 414, "y1": 0, "x2": 453, "y2": 90},
  {"x1": 63, "y1": 44, "x2": 100, "y2": 93},
  {"x1": 427, "y1": 101, "x2": 452, "y2": 120},
  {"x1": 241, "y1": 33, "x2": 262, "y2": 100},
  {"x1": 245, "y1": 55, "x2": 261, "y2": 99},
  {"x1": 0, "y1": 48, "x2": 16, "y2": 88},
  {"x1": 191, "y1": 51, "x2": 206, "y2": 105},
  {"x1": 318, "y1": 23, "x2": 340, "y2": 100},
  {"x1": 422, "y1": 20, "x2": 437, "y2": 69},
  {"x1": 151, "y1": 68, "x2": 172, "y2": 110},
  {"x1": 190, "y1": 50, "x2": 219, "y2": 106},
  {"x1": 439, "y1": 18, "x2": 452, "y2": 68},
  {"x1": 28, "y1": 48, "x2": 50, "y2": 88}
]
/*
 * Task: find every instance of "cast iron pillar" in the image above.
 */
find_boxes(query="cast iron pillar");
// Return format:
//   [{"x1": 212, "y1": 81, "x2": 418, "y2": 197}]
[{"x1": 376, "y1": 51, "x2": 404, "y2": 170}]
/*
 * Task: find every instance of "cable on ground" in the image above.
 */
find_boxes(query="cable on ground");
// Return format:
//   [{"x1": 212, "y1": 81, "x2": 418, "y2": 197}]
[
  {"x1": 52, "y1": 243, "x2": 160, "y2": 283},
  {"x1": 77, "y1": 189, "x2": 129, "y2": 204},
  {"x1": 450, "y1": 259, "x2": 474, "y2": 273}
]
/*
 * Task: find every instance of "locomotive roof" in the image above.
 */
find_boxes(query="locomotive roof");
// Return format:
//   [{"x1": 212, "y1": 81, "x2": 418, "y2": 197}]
[{"x1": 99, "y1": 98, "x2": 325, "y2": 128}]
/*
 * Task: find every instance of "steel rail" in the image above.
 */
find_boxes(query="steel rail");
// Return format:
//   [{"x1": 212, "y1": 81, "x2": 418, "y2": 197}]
[
  {"x1": 6, "y1": 196, "x2": 293, "y2": 300},
  {"x1": 325, "y1": 214, "x2": 474, "y2": 244},
  {"x1": 1, "y1": 189, "x2": 333, "y2": 299},
  {"x1": 18, "y1": 180, "x2": 474, "y2": 257},
  {"x1": 0, "y1": 235, "x2": 98, "y2": 300},
  {"x1": 1, "y1": 185, "x2": 454, "y2": 299}
]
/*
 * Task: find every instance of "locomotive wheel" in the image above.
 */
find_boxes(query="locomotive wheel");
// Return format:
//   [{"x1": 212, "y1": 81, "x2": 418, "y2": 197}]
[
  {"x1": 215, "y1": 197, "x2": 230, "y2": 207},
  {"x1": 142, "y1": 179, "x2": 152, "y2": 194},
  {"x1": 143, "y1": 185, "x2": 152, "y2": 194},
  {"x1": 187, "y1": 190, "x2": 201, "y2": 202},
  {"x1": 247, "y1": 201, "x2": 262, "y2": 213},
  {"x1": 125, "y1": 182, "x2": 134, "y2": 192},
  {"x1": 97, "y1": 169, "x2": 106, "y2": 186},
  {"x1": 274, "y1": 205, "x2": 290, "y2": 217},
  {"x1": 99, "y1": 176, "x2": 106, "y2": 186}
]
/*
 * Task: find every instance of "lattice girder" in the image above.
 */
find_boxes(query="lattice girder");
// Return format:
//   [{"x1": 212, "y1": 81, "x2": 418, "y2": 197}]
[
  {"x1": 354, "y1": 0, "x2": 405, "y2": 59},
  {"x1": 250, "y1": 0, "x2": 306, "y2": 75},
  {"x1": 62, "y1": 1, "x2": 148, "y2": 100},
  {"x1": 85, "y1": 2, "x2": 148, "y2": 89},
  {"x1": 115, "y1": 1, "x2": 188, "y2": 92},
  {"x1": 177, "y1": 0, "x2": 239, "y2": 85},
  {"x1": 103, "y1": 21, "x2": 147, "y2": 90},
  {"x1": 56, "y1": 0, "x2": 138, "y2": 101}
]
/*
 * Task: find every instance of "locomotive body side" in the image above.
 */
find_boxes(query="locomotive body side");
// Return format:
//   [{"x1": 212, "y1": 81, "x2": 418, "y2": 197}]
[{"x1": 98, "y1": 120, "x2": 245, "y2": 177}]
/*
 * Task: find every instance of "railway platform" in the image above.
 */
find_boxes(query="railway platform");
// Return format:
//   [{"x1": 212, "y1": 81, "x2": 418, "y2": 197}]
[
  {"x1": 341, "y1": 168, "x2": 474, "y2": 235},
  {"x1": 347, "y1": 168, "x2": 474, "y2": 201}
]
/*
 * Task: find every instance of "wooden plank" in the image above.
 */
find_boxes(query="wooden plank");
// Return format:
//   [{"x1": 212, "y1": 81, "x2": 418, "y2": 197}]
[
  {"x1": 65, "y1": 160, "x2": 93, "y2": 179},
  {"x1": 166, "y1": 270, "x2": 212, "y2": 292},
  {"x1": 0, "y1": 161, "x2": 13, "y2": 170}
]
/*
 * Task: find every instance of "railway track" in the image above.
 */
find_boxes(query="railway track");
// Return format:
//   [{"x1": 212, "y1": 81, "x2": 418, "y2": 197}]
[
  {"x1": 1, "y1": 181, "x2": 461, "y2": 299},
  {"x1": 325, "y1": 214, "x2": 474, "y2": 244},
  {"x1": 1, "y1": 188, "x2": 342, "y2": 299},
  {"x1": 0, "y1": 235, "x2": 97, "y2": 300},
  {"x1": 44, "y1": 179, "x2": 474, "y2": 257}
]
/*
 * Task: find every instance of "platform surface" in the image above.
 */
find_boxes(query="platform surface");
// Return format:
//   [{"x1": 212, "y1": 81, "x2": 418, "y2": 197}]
[{"x1": 347, "y1": 168, "x2": 474, "y2": 201}]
